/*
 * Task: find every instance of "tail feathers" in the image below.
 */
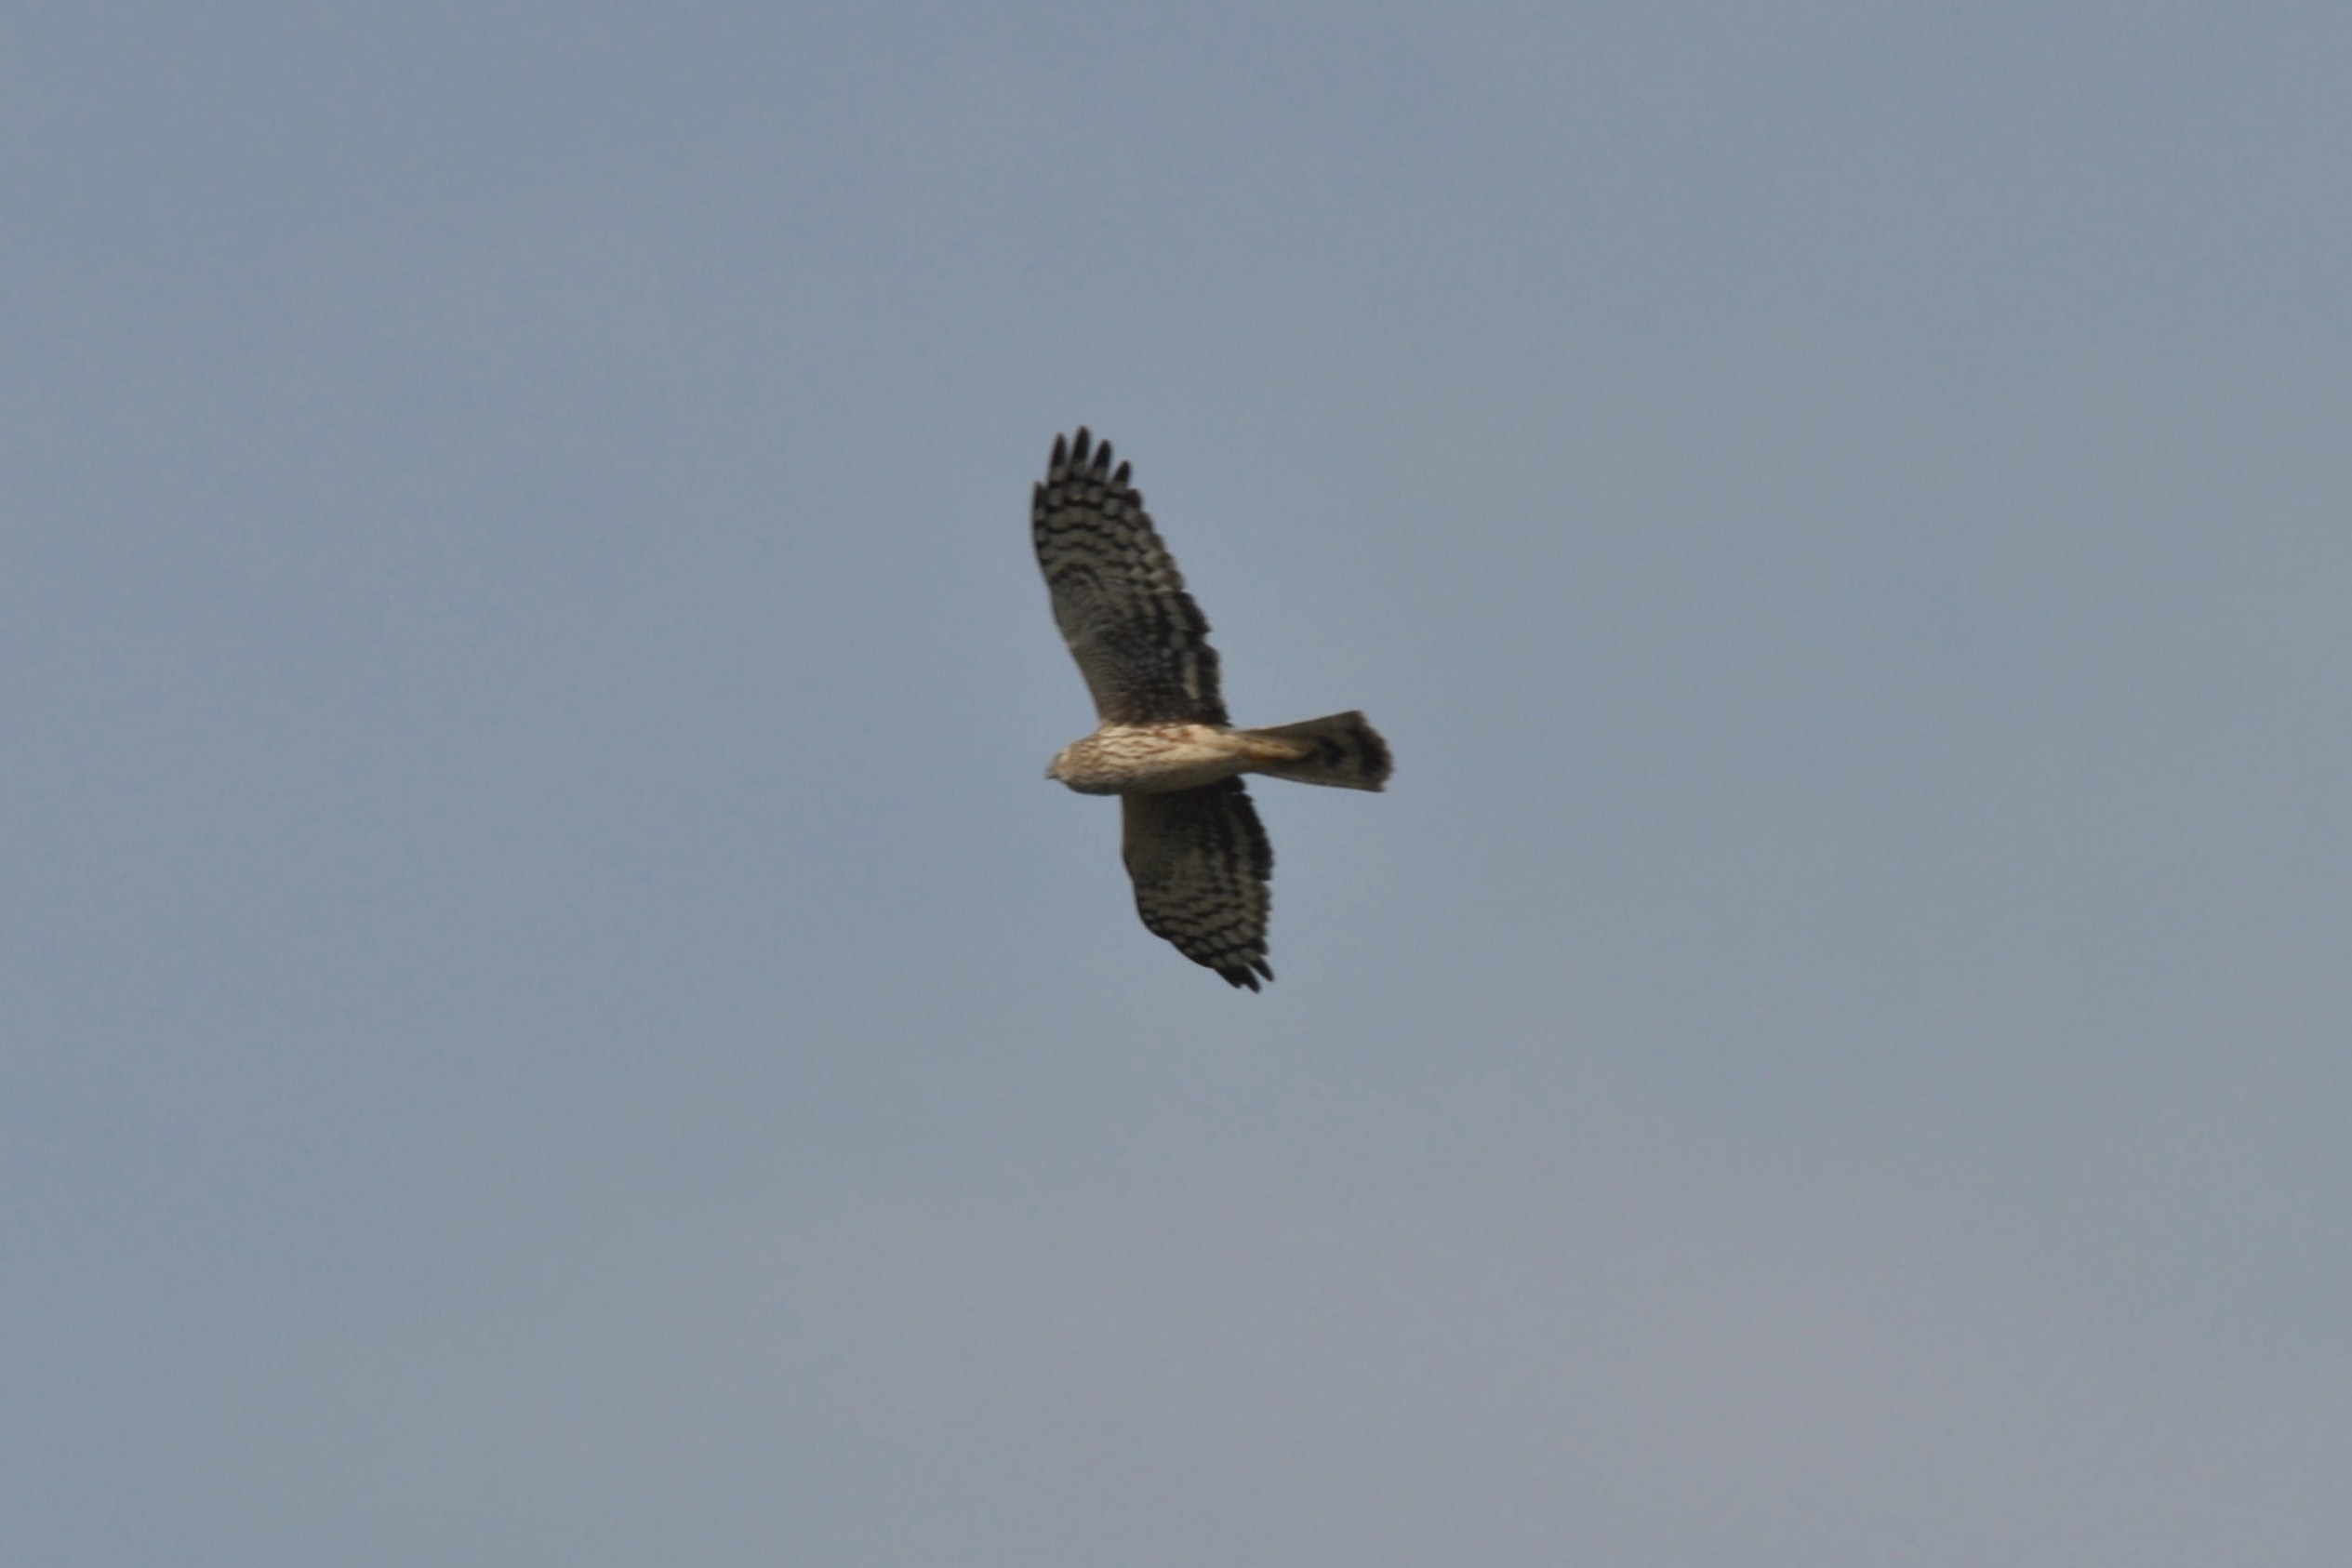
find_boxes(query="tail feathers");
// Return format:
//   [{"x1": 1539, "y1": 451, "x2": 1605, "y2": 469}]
[{"x1": 1244, "y1": 711, "x2": 1392, "y2": 791}]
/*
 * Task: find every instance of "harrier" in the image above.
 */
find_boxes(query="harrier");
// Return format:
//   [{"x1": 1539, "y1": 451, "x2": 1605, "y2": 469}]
[{"x1": 1034, "y1": 428, "x2": 1390, "y2": 989}]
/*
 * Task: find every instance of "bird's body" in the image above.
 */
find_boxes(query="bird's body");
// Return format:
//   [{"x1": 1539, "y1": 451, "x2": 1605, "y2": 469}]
[
  {"x1": 1033, "y1": 428, "x2": 1390, "y2": 989},
  {"x1": 1046, "y1": 724, "x2": 1263, "y2": 794}
]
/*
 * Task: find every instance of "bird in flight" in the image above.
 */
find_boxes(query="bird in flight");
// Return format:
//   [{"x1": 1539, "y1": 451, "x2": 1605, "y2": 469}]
[{"x1": 1033, "y1": 428, "x2": 1391, "y2": 989}]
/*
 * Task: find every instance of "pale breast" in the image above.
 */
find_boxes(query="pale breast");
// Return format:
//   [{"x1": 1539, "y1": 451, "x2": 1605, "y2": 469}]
[{"x1": 1056, "y1": 724, "x2": 1256, "y2": 794}]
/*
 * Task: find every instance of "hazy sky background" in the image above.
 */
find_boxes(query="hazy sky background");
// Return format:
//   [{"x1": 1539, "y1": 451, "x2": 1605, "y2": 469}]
[{"x1": 7, "y1": 5, "x2": 2348, "y2": 1563}]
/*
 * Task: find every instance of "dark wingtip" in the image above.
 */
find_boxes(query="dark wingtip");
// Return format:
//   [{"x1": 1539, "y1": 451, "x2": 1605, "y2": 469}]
[
  {"x1": 1218, "y1": 958, "x2": 1274, "y2": 991},
  {"x1": 1051, "y1": 429, "x2": 1126, "y2": 485}
]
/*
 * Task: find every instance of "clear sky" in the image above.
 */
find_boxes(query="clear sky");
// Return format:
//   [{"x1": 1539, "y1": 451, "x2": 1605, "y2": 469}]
[{"x1": 7, "y1": 5, "x2": 2348, "y2": 1564}]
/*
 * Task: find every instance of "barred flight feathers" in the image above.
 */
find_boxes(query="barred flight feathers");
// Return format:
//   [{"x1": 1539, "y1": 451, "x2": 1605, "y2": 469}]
[
  {"x1": 1032, "y1": 429, "x2": 1229, "y2": 726},
  {"x1": 1121, "y1": 781, "x2": 1275, "y2": 990},
  {"x1": 1242, "y1": 711, "x2": 1393, "y2": 791}
]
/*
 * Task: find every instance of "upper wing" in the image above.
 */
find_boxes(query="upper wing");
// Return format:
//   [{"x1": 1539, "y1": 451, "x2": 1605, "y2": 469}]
[
  {"x1": 1121, "y1": 779, "x2": 1274, "y2": 990},
  {"x1": 1033, "y1": 429, "x2": 1229, "y2": 725}
]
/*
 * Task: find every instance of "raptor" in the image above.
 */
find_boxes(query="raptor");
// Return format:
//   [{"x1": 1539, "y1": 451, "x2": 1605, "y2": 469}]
[{"x1": 1034, "y1": 428, "x2": 1391, "y2": 989}]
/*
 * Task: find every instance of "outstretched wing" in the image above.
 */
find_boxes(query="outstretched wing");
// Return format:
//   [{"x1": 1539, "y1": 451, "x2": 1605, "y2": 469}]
[
  {"x1": 1033, "y1": 428, "x2": 1229, "y2": 725},
  {"x1": 1121, "y1": 779, "x2": 1274, "y2": 990}
]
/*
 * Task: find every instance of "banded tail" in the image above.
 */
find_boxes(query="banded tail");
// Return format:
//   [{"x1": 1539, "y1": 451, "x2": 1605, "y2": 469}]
[{"x1": 1243, "y1": 711, "x2": 1392, "y2": 791}]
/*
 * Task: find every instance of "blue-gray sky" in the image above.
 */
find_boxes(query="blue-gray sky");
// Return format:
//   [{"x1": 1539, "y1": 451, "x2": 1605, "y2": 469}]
[{"x1": 7, "y1": 5, "x2": 2348, "y2": 1563}]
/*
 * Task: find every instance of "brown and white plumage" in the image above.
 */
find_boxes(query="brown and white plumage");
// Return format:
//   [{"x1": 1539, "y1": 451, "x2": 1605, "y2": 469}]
[
  {"x1": 1033, "y1": 428, "x2": 1390, "y2": 990},
  {"x1": 1032, "y1": 428, "x2": 1227, "y2": 727},
  {"x1": 1122, "y1": 780, "x2": 1275, "y2": 990}
]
